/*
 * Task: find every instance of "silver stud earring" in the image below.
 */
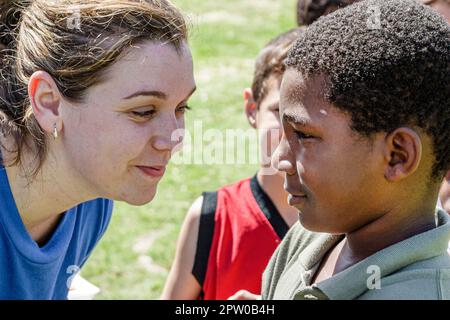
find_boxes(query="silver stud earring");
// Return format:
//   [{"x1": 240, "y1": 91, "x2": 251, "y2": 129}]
[{"x1": 53, "y1": 124, "x2": 58, "y2": 140}]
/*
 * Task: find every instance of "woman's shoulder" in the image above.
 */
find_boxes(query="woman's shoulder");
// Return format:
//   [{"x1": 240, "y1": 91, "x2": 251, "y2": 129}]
[
  {"x1": 73, "y1": 198, "x2": 113, "y2": 241},
  {"x1": 77, "y1": 198, "x2": 113, "y2": 219}
]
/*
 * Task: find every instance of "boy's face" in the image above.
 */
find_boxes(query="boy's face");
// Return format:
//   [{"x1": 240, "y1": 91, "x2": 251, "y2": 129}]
[
  {"x1": 275, "y1": 68, "x2": 388, "y2": 233},
  {"x1": 421, "y1": 0, "x2": 450, "y2": 23}
]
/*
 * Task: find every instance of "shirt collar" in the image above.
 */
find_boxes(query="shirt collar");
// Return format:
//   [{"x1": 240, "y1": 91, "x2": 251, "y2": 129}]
[{"x1": 310, "y1": 210, "x2": 450, "y2": 299}]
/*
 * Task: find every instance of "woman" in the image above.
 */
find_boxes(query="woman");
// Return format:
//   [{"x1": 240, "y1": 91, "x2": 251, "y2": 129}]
[{"x1": 0, "y1": 0, "x2": 195, "y2": 299}]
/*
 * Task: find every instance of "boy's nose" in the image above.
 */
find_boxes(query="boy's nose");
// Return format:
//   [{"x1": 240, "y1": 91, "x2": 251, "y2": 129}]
[{"x1": 272, "y1": 134, "x2": 296, "y2": 176}]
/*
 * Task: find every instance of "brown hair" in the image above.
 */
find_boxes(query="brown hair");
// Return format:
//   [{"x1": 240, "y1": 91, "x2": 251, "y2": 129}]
[
  {"x1": 0, "y1": 0, "x2": 187, "y2": 175},
  {"x1": 251, "y1": 27, "x2": 304, "y2": 107},
  {"x1": 296, "y1": 0, "x2": 360, "y2": 26}
]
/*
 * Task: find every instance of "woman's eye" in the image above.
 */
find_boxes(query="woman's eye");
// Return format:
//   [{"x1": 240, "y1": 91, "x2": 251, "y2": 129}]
[
  {"x1": 295, "y1": 130, "x2": 314, "y2": 140},
  {"x1": 176, "y1": 105, "x2": 192, "y2": 114},
  {"x1": 131, "y1": 110, "x2": 156, "y2": 118}
]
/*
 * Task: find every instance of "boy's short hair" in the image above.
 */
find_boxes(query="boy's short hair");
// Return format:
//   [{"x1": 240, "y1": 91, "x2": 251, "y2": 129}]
[
  {"x1": 286, "y1": 0, "x2": 450, "y2": 178},
  {"x1": 251, "y1": 28, "x2": 304, "y2": 106},
  {"x1": 296, "y1": 0, "x2": 360, "y2": 25}
]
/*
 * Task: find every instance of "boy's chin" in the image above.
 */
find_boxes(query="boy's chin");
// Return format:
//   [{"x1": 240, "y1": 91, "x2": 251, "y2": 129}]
[{"x1": 298, "y1": 210, "x2": 344, "y2": 234}]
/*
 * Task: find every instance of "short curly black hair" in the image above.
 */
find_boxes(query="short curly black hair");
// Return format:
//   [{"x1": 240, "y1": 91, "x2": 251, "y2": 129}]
[{"x1": 286, "y1": 0, "x2": 450, "y2": 179}]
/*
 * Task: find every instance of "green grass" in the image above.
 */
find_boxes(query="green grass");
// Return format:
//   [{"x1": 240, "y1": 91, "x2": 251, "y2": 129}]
[{"x1": 81, "y1": 0, "x2": 297, "y2": 299}]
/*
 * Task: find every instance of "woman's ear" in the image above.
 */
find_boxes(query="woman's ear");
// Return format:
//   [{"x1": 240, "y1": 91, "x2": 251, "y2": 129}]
[
  {"x1": 383, "y1": 127, "x2": 422, "y2": 182},
  {"x1": 28, "y1": 71, "x2": 63, "y2": 135},
  {"x1": 243, "y1": 88, "x2": 257, "y2": 129}
]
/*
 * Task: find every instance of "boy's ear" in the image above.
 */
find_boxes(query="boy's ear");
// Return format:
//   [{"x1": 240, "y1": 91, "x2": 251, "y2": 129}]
[
  {"x1": 243, "y1": 88, "x2": 257, "y2": 129},
  {"x1": 445, "y1": 170, "x2": 450, "y2": 182},
  {"x1": 28, "y1": 71, "x2": 63, "y2": 135},
  {"x1": 383, "y1": 127, "x2": 422, "y2": 182}
]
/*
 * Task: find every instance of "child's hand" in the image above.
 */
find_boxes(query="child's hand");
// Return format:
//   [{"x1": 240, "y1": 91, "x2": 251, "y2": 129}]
[{"x1": 227, "y1": 290, "x2": 261, "y2": 300}]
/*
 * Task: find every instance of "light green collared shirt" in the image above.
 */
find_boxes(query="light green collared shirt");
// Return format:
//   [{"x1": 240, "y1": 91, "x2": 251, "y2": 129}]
[{"x1": 262, "y1": 210, "x2": 450, "y2": 300}]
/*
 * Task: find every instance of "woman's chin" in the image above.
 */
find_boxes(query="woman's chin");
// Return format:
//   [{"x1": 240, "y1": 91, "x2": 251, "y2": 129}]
[{"x1": 117, "y1": 187, "x2": 157, "y2": 206}]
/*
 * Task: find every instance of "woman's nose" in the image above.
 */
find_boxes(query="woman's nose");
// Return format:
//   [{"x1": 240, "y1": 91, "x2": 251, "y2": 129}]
[{"x1": 152, "y1": 115, "x2": 184, "y2": 152}]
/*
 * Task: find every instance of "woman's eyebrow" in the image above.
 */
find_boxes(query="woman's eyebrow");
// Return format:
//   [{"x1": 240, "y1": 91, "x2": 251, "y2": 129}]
[
  {"x1": 123, "y1": 87, "x2": 196, "y2": 101},
  {"x1": 123, "y1": 90, "x2": 167, "y2": 100}
]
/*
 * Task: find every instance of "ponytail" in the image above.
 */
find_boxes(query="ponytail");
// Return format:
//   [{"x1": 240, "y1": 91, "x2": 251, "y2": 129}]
[
  {"x1": 1, "y1": 0, "x2": 39, "y2": 167},
  {"x1": 1, "y1": 0, "x2": 31, "y2": 111}
]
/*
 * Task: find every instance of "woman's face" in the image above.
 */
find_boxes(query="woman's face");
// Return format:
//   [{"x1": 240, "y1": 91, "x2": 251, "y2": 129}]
[{"x1": 60, "y1": 41, "x2": 196, "y2": 205}]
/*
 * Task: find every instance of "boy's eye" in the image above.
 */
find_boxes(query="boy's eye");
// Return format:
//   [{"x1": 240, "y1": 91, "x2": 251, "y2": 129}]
[{"x1": 295, "y1": 130, "x2": 314, "y2": 140}]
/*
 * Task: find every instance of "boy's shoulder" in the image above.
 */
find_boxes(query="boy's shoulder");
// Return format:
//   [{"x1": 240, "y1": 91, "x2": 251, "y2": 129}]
[
  {"x1": 358, "y1": 258, "x2": 450, "y2": 299},
  {"x1": 264, "y1": 211, "x2": 450, "y2": 300},
  {"x1": 361, "y1": 248, "x2": 450, "y2": 299},
  {"x1": 262, "y1": 222, "x2": 337, "y2": 299},
  {"x1": 277, "y1": 221, "x2": 321, "y2": 257}
]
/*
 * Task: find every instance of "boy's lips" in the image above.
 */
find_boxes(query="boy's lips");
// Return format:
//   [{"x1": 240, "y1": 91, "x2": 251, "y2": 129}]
[
  {"x1": 288, "y1": 194, "x2": 307, "y2": 207},
  {"x1": 284, "y1": 186, "x2": 307, "y2": 198},
  {"x1": 136, "y1": 165, "x2": 166, "y2": 178},
  {"x1": 284, "y1": 186, "x2": 307, "y2": 207}
]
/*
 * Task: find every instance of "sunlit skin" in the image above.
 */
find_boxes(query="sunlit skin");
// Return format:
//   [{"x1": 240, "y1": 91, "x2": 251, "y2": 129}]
[
  {"x1": 1, "y1": 41, "x2": 196, "y2": 244},
  {"x1": 274, "y1": 68, "x2": 440, "y2": 280}
]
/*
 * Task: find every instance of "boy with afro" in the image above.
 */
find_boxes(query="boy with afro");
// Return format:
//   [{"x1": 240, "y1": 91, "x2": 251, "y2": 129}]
[{"x1": 263, "y1": 0, "x2": 450, "y2": 299}]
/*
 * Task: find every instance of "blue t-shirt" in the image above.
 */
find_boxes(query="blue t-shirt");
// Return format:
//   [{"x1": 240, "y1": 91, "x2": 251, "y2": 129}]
[{"x1": 0, "y1": 164, "x2": 113, "y2": 299}]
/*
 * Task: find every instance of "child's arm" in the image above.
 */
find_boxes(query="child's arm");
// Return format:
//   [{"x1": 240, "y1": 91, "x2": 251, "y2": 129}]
[
  {"x1": 160, "y1": 196, "x2": 204, "y2": 300},
  {"x1": 227, "y1": 290, "x2": 261, "y2": 300}
]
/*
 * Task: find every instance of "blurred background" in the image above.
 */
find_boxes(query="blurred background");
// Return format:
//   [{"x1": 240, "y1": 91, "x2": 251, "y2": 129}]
[{"x1": 82, "y1": 0, "x2": 297, "y2": 299}]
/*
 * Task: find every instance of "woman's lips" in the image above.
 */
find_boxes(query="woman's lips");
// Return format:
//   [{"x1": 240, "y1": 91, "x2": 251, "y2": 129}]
[{"x1": 137, "y1": 165, "x2": 166, "y2": 178}]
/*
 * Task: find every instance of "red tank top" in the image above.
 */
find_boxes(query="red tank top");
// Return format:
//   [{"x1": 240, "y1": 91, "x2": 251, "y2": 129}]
[{"x1": 192, "y1": 175, "x2": 289, "y2": 300}]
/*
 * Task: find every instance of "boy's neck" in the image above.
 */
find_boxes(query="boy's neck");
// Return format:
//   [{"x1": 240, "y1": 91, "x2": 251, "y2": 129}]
[
  {"x1": 341, "y1": 206, "x2": 437, "y2": 267},
  {"x1": 257, "y1": 169, "x2": 299, "y2": 227},
  {"x1": 312, "y1": 204, "x2": 437, "y2": 284}
]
